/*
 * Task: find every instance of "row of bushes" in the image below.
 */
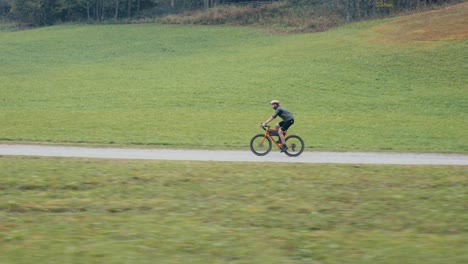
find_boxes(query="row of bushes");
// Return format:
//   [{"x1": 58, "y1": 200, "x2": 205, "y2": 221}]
[
  {"x1": 158, "y1": 0, "x2": 463, "y2": 33},
  {"x1": 158, "y1": 2, "x2": 342, "y2": 33}
]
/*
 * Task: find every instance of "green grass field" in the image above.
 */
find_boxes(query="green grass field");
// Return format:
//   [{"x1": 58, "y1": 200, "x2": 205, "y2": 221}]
[
  {"x1": 0, "y1": 4, "x2": 467, "y2": 152},
  {"x1": 1, "y1": 156, "x2": 467, "y2": 263},
  {"x1": 1, "y1": 5, "x2": 467, "y2": 264}
]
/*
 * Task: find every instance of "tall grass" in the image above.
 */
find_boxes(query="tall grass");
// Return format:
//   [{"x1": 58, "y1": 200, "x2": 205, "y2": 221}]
[
  {"x1": 1, "y1": 156, "x2": 467, "y2": 263},
  {"x1": 158, "y1": 2, "x2": 343, "y2": 33}
]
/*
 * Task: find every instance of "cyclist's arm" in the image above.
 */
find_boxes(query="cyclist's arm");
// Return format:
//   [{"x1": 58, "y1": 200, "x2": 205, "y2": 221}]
[{"x1": 262, "y1": 116, "x2": 275, "y2": 126}]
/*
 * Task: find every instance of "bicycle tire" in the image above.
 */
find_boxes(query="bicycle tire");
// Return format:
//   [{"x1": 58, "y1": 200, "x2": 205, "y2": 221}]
[
  {"x1": 284, "y1": 135, "x2": 305, "y2": 157},
  {"x1": 250, "y1": 134, "x2": 272, "y2": 156}
]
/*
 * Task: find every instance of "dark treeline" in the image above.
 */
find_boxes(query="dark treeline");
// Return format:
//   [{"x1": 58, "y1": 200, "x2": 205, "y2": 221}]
[{"x1": 0, "y1": 0, "x2": 462, "y2": 26}]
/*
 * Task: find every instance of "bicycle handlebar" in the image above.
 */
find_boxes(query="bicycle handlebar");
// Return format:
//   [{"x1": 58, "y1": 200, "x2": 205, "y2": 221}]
[{"x1": 260, "y1": 123, "x2": 270, "y2": 131}]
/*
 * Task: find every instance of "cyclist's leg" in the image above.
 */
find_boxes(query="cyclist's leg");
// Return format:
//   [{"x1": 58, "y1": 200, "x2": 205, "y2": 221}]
[
  {"x1": 279, "y1": 128, "x2": 287, "y2": 152},
  {"x1": 275, "y1": 122, "x2": 282, "y2": 131},
  {"x1": 279, "y1": 120, "x2": 294, "y2": 148},
  {"x1": 275, "y1": 122, "x2": 284, "y2": 143}
]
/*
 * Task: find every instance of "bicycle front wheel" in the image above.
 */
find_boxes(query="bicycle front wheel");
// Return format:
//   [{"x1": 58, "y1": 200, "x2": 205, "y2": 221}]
[
  {"x1": 284, "y1": 135, "x2": 305, "y2": 157},
  {"x1": 250, "y1": 134, "x2": 272, "y2": 156}
]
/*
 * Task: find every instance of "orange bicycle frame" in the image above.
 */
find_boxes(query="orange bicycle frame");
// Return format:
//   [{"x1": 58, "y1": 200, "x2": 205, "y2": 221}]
[{"x1": 262, "y1": 126, "x2": 286, "y2": 149}]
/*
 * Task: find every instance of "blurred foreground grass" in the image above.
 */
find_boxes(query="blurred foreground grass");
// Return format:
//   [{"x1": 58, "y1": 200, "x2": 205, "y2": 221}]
[{"x1": 0, "y1": 157, "x2": 467, "y2": 263}]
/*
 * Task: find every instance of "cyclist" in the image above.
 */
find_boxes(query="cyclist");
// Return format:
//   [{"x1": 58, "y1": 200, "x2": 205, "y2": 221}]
[{"x1": 261, "y1": 100, "x2": 295, "y2": 153}]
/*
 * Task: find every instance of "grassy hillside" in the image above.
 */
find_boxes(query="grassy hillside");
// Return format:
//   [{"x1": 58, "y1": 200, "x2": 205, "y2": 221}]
[
  {"x1": 0, "y1": 3, "x2": 466, "y2": 152},
  {"x1": 1, "y1": 156, "x2": 467, "y2": 263}
]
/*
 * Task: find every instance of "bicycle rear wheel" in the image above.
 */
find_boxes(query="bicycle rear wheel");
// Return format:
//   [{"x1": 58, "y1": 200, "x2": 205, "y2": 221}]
[
  {"x1": 284, "y1": 135, "x2": 304, "y2": 157},
  {"x1": 250, "y1": 134, "x2": 272, "y2": 156}
]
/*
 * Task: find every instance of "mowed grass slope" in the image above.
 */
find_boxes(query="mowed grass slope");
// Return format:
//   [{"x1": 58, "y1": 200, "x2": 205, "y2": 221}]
[
  {"x1": 0, "y1": 3, "x2": 467, "y2": 152},
  {"x1": 1, "y1": 157, "x2": 467, "y2": 263}
]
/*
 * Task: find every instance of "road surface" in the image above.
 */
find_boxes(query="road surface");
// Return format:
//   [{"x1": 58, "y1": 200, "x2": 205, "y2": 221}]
[{"x1": 1, "y1": 144, "x2": 467, "y2": 165}]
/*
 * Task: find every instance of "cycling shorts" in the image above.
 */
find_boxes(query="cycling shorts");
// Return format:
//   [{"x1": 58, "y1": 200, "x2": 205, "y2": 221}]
[{"x1": 279, "y1": 119, "x2": 294, "y2": 132}]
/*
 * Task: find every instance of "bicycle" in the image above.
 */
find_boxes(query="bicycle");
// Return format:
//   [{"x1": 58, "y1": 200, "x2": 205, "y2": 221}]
[{"x1": 250, "y1": 125, "x2": 305, "y2": 157}]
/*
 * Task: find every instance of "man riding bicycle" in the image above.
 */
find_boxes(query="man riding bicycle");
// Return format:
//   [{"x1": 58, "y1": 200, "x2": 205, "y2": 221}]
[{"x1": 261, "y1": 100, "x2": 295, "y2": 153}]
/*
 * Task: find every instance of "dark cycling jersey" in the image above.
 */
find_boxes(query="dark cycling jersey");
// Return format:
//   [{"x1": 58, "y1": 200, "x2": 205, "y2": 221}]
[{"x1": 272, "y1": 106, "x2": 294, "y2": 121}]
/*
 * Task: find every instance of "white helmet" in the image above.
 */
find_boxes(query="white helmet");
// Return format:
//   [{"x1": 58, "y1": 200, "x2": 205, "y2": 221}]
[{"x1": 270, "y1": 100, "x2": 280, "y2": 105}]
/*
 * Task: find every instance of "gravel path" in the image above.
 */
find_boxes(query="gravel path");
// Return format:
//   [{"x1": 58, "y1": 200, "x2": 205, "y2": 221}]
[{"x1": 1, "y1": 144, "x2": 467, "y2": 165}]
